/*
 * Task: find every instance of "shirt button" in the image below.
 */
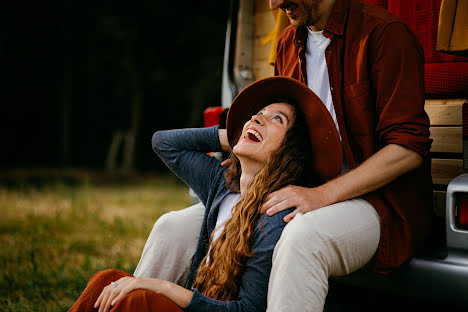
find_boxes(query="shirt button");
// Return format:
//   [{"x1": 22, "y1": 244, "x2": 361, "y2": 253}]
[
  {"x1": 330, "y1": 86, "x2": 334, "y2": 91},
  {"x1": 298, "y1": 59, "x2": 302, "y2": 64}
]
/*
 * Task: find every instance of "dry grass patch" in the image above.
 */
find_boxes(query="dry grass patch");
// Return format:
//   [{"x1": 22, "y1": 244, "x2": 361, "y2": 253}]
[{"x1": 0, "y1": 173, "x2": 190, "y2": 311}]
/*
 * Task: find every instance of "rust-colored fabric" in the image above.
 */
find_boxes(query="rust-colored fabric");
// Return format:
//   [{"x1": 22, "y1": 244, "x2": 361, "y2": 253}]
[
  {"x1": 275, "y1": 0, "x2": 435, "y2": 273},
  {"x1": 437, "y1": 0, "x2": 468, "y2": 53},
  {"x1": 68, "y1": 269, "x2": 183, "y2": 312},
  {"x1": 227, "y1": 76, "x2": 342, "y2": 182}
]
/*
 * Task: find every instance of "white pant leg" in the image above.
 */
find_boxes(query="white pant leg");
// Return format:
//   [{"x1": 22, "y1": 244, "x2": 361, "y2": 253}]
[
  {"x1": 133, "y1": 202, "x2": 205, "y2": 286},
  {"x1": 267, "y1": 198, "x2": 380, "y2": 312}
]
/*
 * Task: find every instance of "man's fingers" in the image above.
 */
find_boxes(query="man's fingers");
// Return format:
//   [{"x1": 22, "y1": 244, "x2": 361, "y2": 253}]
[
  {"x1": 283, "y1": 210, "x2": 300, "y2": 223},
  {"x1": 261, "y1": 190, "x2": 288, "y2": 213},
  {"x1": 265, "y1": 198, "x2": 296, "y2": 216},
  {"x1": 220, "y1": 159, "x2": 232, "y2": 167},
  {"x1": 261, "y1": 196, "x2": 282, "y2": 214}
]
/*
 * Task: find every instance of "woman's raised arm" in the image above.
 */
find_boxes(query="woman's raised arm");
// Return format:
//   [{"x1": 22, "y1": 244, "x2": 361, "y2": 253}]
[
  {"x1": 217, "y1": 128, "x2": 231, "y2": 152},
  {"x1": 152, "y1": 126, "x2": 224, "y2": 205}
]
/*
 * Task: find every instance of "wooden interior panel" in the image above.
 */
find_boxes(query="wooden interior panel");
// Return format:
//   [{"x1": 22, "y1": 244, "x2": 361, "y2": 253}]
[
  {"x1": 432, "y1": 159, "x2": 464, "y2": 185},
  {"x1": 430, "y1": 127, "x2": 463, "y2": 153},
  {"x1": 233, "y1": 0, "x2": 255, "y2": 90},
  {"x1": 253, "y1": 36, "x2": 274, "y2": 79},
  {"x1": 253, "y1": 0, "x2": 275, "y2": 80},
  {"x1": 433, "y1": 190, "x2": 446, "y2": 217},
  {"x1": 425, "y1": 99, "x2": 465, "y2": 126}
]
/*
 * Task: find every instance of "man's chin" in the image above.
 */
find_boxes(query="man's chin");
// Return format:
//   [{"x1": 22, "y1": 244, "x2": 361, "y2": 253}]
[{"x1": 287, "y1": 16, "x2": 306, "y2": 27}]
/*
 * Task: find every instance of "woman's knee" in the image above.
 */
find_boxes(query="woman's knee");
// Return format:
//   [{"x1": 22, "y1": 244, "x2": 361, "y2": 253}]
[
  {"x1": 153, "y1": 205, "x2": 203, "y2": 241},
  {"x1": 153, "y1": 211, "x2": 178, "y2": 234},
  {"x1": 88, "y1": 269, "x2": 130, "y2": 290},
  {"x1": 91, "y1": 268, "x2": 123, "y2": 280}
]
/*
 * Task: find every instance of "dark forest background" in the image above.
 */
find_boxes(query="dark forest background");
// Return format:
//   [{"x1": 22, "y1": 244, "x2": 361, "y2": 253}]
[{"x1": 0, "y1": 0, "x2": 229, "y2": 172}]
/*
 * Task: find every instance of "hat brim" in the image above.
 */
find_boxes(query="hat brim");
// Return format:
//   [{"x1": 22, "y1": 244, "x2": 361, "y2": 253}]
[{"x1": 226, "y1": 76, "x2": 342, "y2": 181}]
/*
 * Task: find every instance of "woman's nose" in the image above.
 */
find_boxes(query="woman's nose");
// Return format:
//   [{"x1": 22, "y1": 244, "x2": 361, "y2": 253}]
[{"x1": 251, "y1": 114, "x2": 264, "y2": 125}]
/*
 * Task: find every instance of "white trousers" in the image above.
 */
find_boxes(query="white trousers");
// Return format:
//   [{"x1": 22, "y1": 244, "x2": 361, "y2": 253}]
[{"x1": 134, "y1": 199, "x2": 380, "y2": 311}]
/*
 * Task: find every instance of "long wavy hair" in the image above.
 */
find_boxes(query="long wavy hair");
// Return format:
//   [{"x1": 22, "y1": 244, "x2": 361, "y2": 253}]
[{"x1": 192, "y1": 99, "x2": 313, "y2": 301}]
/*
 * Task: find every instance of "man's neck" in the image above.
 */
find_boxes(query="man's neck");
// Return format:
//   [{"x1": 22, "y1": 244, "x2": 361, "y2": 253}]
[{"x1": 309, "y1": 0, "x2": 336, "y2": 31}]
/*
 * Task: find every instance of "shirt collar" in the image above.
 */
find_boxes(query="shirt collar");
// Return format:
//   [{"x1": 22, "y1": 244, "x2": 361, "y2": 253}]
[{"x1": 323, "y1": 0, "x2": 349, "y2": 36}]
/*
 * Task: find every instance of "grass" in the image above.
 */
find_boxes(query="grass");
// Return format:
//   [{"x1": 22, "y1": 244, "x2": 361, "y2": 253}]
[{"x1": 0, "y1": 171, "x2": 190, "y2": 311}]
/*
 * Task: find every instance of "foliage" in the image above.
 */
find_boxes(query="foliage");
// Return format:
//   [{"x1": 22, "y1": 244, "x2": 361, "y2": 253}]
[
  {"x1": 1, "y1": 0, "x2": 229, "y2": 168},
  {"x1": 0, "y1": 175, "x2": 190, "y2": 311}
]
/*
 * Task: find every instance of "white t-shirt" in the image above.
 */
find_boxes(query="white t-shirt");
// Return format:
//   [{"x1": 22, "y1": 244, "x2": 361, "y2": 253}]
[
  {"x1": 212, "y1": 193, "x2": 241, "y2": 244},
  {"x1": 305, "y1": 28, "x2": 340, "y2": 135},
  {"x1": 206, "y1": 192, "x2": 241, "y2": 263},
  {"x1": 306, "y1": 27, "x2": 348, "y2": 172}
]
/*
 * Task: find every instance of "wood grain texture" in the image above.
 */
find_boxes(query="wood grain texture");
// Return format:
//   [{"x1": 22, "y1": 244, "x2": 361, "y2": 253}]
[
  {"x1": 432, "y1": 159, "x2": 465, "y2": 185},
  {"x1": 430, "y1": 126, "x2": 463, "y2": 153},
  {"x1": 253, "y1": 2, "x2": 275, "y2": 80},
  {"x1": 425, "y1": 99, "x2": 465, "y2": 126}
]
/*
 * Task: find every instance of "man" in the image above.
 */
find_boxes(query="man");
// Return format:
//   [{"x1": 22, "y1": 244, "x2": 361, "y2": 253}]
[{"x1": 135, "y1": 0, "x2": 434, "y2": 310}]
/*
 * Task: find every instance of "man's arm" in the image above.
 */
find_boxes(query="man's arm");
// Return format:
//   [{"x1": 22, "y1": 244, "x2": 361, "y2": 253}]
[
  {"x1": 264, "y1": 21, "x2": 430, "y2": 221},
  {"x1": 261, "y1": 144, "x2": 422, "y2": 222}
]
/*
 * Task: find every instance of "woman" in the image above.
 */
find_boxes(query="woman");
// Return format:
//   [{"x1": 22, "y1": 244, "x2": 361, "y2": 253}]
[{"x1": 68, "y1": 76, "x2": 341, "y2": 312}]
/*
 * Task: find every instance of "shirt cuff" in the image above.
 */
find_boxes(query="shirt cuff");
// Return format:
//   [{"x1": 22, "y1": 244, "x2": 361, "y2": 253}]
[{"x1": 182, "y1": 289, "x2": 227, "y2": 312}]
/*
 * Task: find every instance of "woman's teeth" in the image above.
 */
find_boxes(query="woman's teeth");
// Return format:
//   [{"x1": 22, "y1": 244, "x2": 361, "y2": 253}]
[{"x1": 245, "y1": 129, "x2": 262, "y2": 142}]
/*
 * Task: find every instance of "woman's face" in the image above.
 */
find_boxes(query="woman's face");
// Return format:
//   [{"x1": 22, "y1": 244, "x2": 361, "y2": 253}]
[{"x1": 233, "y1": 102, "x2": 296, "y2": 163}]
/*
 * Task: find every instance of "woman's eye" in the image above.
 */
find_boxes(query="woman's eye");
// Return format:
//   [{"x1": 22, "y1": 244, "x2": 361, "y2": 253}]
[{"x1": 274, "y1": 115, "x2": 283, "y2": 123}]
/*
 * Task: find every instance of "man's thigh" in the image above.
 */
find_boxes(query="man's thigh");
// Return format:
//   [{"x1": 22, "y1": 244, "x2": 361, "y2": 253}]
[
  {"x1": 133, "y1": 202, "x2": 205, "y2": 285},
  {"x1": 267, "y1": 199, "x2": 380, "y2": 311},
  {"x1": 276, "y1": 198, "x2": 380, "y2": 275}
]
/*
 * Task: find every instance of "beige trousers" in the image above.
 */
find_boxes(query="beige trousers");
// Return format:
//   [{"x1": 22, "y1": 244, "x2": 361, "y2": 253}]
[
  {"x1": 134, "y1": 199, "x2": 380, "y2": 311},
  {"x1": 267, "y1": 198, "x2": 380, "y2": 311},
  {"x1": 133, "y1": 202, "x2": 204, "y2": 286}
]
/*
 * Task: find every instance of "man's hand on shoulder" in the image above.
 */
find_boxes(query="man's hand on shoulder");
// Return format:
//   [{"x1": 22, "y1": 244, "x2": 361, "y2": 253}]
[
  {"x1": 260, "y1": 144, "x2": 424, "y2": 223},
  {"x1": 261, "y1": 185, "x2": 334, "y2": 223}
]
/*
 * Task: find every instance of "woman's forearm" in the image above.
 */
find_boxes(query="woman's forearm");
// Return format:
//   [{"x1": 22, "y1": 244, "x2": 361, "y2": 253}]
[
  {"x1": 142, "y1": 278, "x2": 194, "y2": 308},
  {"x1": 218, "y1": 129, "x2": 232, "y2": 152}
]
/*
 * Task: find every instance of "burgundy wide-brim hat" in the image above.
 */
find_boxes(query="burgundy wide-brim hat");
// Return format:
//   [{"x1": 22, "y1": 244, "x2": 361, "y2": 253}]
[{"x1": 226, "y1": 76, "x2": 342, "y2": 181}]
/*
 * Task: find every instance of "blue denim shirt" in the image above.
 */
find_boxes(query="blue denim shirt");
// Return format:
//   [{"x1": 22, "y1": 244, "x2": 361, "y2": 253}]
[{"x1": 152, "y1": 126, "x2": 294, "y2": 312}]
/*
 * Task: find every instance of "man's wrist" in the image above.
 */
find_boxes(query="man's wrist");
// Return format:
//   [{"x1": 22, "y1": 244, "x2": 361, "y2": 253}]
[{"x1": 316, "y1": 181, "x2": 339, "y2": 207}]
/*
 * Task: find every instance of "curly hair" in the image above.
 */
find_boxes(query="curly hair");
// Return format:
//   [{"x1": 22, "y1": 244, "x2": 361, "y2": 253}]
[{"x1": 192, "y1": 100, "x2": 313, "y2": 301}]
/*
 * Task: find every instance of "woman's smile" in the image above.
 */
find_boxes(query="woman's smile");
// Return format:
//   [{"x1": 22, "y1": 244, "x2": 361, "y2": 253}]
[
  {"x1": 243, "y1": 128, "x2": 263, "y2": 142},
  {"x1": 233, "y1": 102, "x2": 295, "y2": 163}
]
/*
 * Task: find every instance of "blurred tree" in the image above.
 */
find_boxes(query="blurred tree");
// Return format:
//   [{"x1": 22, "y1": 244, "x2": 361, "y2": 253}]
[{"x1": 0, "y1": 0, "x2": 229, "y2": 171}]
